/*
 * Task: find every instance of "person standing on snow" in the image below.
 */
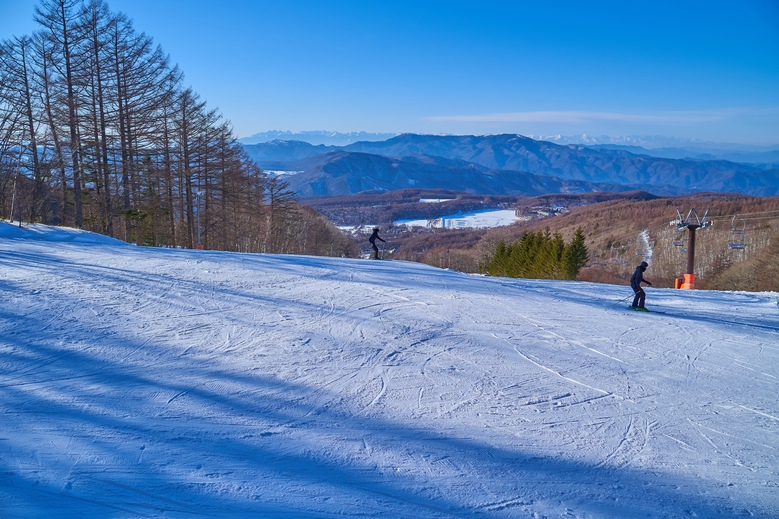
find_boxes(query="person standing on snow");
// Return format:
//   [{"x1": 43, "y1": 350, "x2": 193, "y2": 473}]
[
  {"x1": 630, "y1": 260, "x2": 652, "y2": 309},
  {"x1": 369, "y1": 227, "x2": 385, "y2": 259}
]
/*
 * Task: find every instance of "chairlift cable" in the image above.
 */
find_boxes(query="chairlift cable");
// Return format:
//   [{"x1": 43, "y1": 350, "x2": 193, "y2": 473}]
[
  {"x1": 707, "y1": 210, "x2": 779, "y2": 220},
  {"x1": 593, "y1": 206, "x2": 779, "y2": 260},
  {"x1": 731, "y1": 215, "x2": 779, "y2": 222},
  {"x1": 723, "y1": 209, "x2": 779, "y2": 217}
]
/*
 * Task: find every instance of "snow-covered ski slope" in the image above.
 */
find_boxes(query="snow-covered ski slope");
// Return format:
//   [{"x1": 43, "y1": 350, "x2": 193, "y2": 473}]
[{"x1": 2, "y1": 222, "x2": 778, "y2": 518}]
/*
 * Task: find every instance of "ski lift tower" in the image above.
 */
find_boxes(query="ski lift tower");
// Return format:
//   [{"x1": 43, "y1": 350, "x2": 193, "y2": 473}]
[{"x1": 674, "y1": 208, "x2": 712, "y2": 289}]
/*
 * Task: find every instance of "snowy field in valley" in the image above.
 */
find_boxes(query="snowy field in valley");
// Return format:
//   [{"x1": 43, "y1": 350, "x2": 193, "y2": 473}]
[
  {"x1": 395, "y1": 208, "x2": 525, "y2": 229},
  {"x1": 1, "y1": 222, "x2": 778, "y2": 518}
]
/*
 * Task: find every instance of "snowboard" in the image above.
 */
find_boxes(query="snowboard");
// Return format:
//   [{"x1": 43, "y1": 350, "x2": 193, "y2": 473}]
[{"x1": 628, "y1": 306, "x2": 666, "y2": 314}]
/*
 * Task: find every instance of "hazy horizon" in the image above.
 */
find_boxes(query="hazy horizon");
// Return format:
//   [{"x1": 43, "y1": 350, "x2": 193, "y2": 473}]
[{"x1": 239, "y1": 129, "x2": 779, "y2": 150}]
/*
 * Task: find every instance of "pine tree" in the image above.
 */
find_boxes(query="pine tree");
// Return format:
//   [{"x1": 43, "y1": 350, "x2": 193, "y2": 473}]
[
  {"x1": 488, "y1": 227, "x2": 590, "y2": 281},
  {"x1": 563, "y1": 227, "x2": 589, "y2": 279},
  {"x1": 486, "y1": 240, "x2": 509, "y2": 276}
]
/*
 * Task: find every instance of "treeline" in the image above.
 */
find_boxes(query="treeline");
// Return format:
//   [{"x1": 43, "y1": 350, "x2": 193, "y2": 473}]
[
  {"x1": 0, "y1": 0, "x2": 354, "y2": 256},
  {"x1": 487, "y1": 193, "x2": 779, "y2": 291},
  {"x1": 347, "y1": 191, "x2": 778, "y2": 291},
  {"x1": 486, "y1": 228, "x2": 589, "y2": 280}
]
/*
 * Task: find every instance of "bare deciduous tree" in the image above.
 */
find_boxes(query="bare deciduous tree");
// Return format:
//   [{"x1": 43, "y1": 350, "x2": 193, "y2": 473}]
[{"x1": 1, "y1": 0, "x2": 353, "y2": 261}]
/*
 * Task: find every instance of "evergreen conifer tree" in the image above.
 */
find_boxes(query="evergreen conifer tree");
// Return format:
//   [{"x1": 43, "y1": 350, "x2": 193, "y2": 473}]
[
  {"x1": 563, "y1": 227, "x2": 589, "y2": 279},
  {"x1": 488, "y1": 226, "x2": 590, "y2": 281}
]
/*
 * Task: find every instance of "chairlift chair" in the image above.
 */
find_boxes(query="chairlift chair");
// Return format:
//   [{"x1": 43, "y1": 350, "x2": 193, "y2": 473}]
[
  {"x1": 728, "y1": 215, "x2": 746, "y2": 250},
  {"x1": 672, "y1": 228, "x2": 686, "y2": 247}
]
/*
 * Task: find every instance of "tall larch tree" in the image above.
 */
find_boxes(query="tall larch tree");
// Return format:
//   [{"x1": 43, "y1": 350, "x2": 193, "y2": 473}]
[{"x1": 35, "y1": 0, "x2": 85, "y2": 227}]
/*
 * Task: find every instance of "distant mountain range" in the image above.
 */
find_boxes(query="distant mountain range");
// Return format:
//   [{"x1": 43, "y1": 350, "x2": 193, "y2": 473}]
[
  {"x1": 521, "y1": 134, "x2": 779, "y2": 163},
  {"x1": 587, "y1": 144, "x2": 779, "y2": 165},
  {"x1": 243, "y1": 131, "x2": 779, "y2": 163},
  {"x1": 239, "y1": 130, "x2": 398, "y2": 146},
  {"x1": 241, "y1": 134, "x2": 779, "y2": 197},
  {"x1": 281, "y1": 150, "x2": 642, "y2": 198}
]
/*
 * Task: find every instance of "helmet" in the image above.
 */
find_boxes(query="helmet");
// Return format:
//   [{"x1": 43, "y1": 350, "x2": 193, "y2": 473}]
[
  {"x1": 373, "y1": 227, "x2": 379, "y2": 232},
  {"x1": 640, "y1": 261, "x2": 648, "y2": 268}
]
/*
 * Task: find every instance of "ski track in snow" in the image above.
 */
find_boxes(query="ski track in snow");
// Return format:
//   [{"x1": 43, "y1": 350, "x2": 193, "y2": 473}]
[{"x1": 1, "y1": 223, "x2": 779, "y2": 518}]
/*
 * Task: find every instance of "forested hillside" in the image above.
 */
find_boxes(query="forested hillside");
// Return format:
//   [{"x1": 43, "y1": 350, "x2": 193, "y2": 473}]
[
  {"x1": 382, "y1": 193, "x2": 779, "y2": 292},
  {"x1": 534, "y1": 194, "x2": 779, "y2": 292},
  {"x1": 0, "y1": 0, "x2": 353, "y2": 257},
  {"x1": 342, "y1": 134, "x2": 779, "y2": 196}
]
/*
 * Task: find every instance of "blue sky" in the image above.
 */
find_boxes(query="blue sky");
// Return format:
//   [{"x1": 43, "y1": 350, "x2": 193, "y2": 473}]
[{"x1": 2, "y1": 0, "x2": 778, "y2": 143}]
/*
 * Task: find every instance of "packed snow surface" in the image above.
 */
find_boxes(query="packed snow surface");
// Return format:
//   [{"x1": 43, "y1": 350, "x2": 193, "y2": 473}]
[{"x1": 1, "y1": 222, "x2": 778, "y2": 518}]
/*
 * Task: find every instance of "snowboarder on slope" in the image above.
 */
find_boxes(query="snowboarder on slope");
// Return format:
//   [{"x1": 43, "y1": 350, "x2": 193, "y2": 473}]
[
  {"x1": 630, "y1": 261, "x2": 652, "y2": 309},
  {"x1": 369, "y1": 227, "x2": 386, "y2": 259}
]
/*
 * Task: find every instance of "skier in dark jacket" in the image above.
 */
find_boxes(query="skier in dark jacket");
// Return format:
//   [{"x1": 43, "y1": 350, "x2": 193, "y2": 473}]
[
  {"x1": 630, "y1": 261, "x2": 652, "y2": 309},
  {"x1": 369, "y1": 227, "x2": 385, "y2": 259}
]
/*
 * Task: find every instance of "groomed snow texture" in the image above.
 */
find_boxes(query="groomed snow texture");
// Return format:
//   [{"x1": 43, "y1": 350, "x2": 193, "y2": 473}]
[{"x1": 1, "y1": 222, "x2": 778, "y2": 518}]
